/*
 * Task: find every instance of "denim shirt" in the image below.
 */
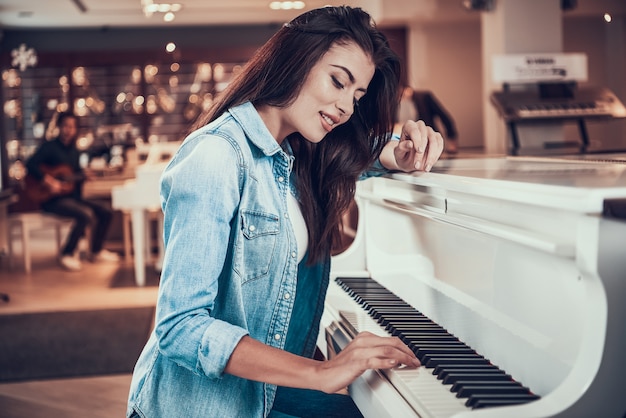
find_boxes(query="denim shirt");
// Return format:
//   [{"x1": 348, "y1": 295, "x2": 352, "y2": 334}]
[{"x1": 127, "y1": 102, "x2": 331, "y2": 418}]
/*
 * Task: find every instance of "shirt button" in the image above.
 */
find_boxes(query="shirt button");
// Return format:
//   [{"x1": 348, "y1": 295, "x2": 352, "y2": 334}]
[
  {"x1": 284, "y1": 293, "x2": 291, "y2": 300},
  {"x1": 274, "y1": 334, "x2": 282, "y2": 340},
  {"x1": 278, "y1": 176, "x2": 285, "y2": 183},
  {"x1": 248, "y1": 225, "x2": 256, "y2": 232},
  {"x1": 291, "y1": 251, "x2": 297, "y2": 258}
]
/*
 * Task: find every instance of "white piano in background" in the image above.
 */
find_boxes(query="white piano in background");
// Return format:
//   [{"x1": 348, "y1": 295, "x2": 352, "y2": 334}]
[
  {"x1": 111, "y1": 141, "x2": 180, "y2": 286},
  {"x1": 321, "y1": 155, "x2": 626, "y2": 418},
  {"x1": 111, "y1": 162, "x2": 167, "y2": 287}
]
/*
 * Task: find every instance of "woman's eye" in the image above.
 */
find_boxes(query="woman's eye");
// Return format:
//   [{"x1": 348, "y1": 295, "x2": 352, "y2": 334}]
[{"x1": 331, "y1": 76, "x2": 344, "y2": 89}]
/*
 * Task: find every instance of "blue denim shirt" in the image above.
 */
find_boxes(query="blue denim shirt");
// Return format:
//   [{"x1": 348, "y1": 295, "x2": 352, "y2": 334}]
[{"x1": 127, "y1": 102, "x2": 331, "y2": 418}]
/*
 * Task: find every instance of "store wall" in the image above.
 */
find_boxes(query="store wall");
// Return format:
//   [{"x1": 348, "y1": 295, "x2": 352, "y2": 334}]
[
  {"x1": 564, "y1": 15, "x2": 626, "y2": 151},
  {"x1": 405, "y1": 20, "x2": 483, "y2": 149}
]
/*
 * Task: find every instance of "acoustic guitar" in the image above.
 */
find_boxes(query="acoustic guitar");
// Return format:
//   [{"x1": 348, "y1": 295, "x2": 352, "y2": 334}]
[{"x1": 24, "y1": 164, "x2": 84, "y2": 204}]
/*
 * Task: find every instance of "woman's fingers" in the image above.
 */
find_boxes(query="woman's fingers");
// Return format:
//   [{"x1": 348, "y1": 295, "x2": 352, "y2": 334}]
[
  {"x1": 316, "y1": 332, "x2": 420, "y2": 394},
  {"x1": 397, "y1": 120, "x2": 444, "y2": 172},
  {"x1": 350, "y1": 332, "x2": 420, "y2": 367}
]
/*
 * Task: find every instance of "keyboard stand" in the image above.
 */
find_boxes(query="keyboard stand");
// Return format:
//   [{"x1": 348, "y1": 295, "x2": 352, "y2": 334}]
[{"x1": 507, "y1": 117, "x2": 589, "y2": 156}]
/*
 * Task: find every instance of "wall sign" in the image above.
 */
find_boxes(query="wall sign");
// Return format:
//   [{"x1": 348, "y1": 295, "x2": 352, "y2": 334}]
[{"x1": 492, "y1": 53, "x2": 587, "y2": 83}]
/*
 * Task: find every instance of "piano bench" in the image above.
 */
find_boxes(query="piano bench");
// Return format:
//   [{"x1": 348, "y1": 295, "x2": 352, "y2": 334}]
[{"x1": 6, "y1": 212, "x2": 89, "y2": 274}]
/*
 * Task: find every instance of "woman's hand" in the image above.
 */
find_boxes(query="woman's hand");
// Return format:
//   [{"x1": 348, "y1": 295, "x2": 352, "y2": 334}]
[
  {"x1": 382, "y1": 120, "x2": 444, "y2": 173},
  {"x1": 314, "y1": 331, "x2": 420, "y2": 394}
]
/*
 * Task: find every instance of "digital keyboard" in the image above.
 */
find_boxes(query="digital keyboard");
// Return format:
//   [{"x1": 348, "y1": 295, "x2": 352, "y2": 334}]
[
  {"x1": 490, "y1": 86, "x2": 626, "y2": 122},
  {"x1": 321, "y1": 156, "x2": 626, "y2": 418}
]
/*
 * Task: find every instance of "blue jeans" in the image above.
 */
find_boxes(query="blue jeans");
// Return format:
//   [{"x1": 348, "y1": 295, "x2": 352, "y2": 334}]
[
  {"x1": 129, "y1": 387, "x2": 363, "y2": 418},
  {"x1": 42, "y1": 196, "x2": 112, "y2": 255},
  {"x1": 268, "y1": 387, "x2": 364, "y2": 418}
]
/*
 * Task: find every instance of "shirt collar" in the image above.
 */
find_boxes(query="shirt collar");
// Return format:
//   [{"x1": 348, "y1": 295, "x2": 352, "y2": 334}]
[{"x1": 229, "y1": 101, "x2": 282, "y2": 157}]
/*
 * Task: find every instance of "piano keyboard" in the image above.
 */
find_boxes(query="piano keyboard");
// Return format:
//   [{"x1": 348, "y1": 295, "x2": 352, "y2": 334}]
[
  {"x1": 515, "y1": 101, "x2": 611, "y2": 118},
  {"x1": 332, "y1": 276, "x2": 540, "y2": 417}
]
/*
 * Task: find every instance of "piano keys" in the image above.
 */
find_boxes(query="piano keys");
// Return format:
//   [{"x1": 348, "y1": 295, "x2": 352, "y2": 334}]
[
  {"x1": 328, "y1": 276, "x2": 539, "y2": 416},
  {"x1": 321, "y1": 156, "x2": 626, "y2": 417}
]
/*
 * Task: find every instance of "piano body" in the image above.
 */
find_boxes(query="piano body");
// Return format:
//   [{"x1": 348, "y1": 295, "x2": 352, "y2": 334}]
[
  {"x1": 322, "y1": 156, "x2": 626, "y2": 417},
  {"x1": 111, "y1": 161, "x2": 167, "y2": 287}
]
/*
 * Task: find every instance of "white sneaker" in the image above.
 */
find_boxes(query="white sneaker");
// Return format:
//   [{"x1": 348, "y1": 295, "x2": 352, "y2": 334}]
[
  {"x1": 59, "y1": 255, "x2": 82, "y2": 271},
  {"x1": 92, "y1": 249, "x2": 121, "y2": 263}
]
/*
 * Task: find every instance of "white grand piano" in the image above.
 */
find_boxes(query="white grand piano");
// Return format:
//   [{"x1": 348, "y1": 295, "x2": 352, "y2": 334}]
[
  {"x1": 322, "y1": 155, "x2": 626, "y2": 417},
  {"x1": 111, "y1": 162, "x2": 166, "y2": 287},
  {"x1": 110, "y1": 141, "x2": 180, "y2": 286}
]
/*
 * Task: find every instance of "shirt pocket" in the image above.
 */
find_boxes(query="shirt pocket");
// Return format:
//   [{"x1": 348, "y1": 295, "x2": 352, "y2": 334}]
[{"x1": 236, "y1": 210, "x2": 280, "y2": 283}]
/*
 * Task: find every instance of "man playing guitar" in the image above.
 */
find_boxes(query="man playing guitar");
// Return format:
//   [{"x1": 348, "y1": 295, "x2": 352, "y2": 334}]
[{"x1": 25, "y1": 111, "x2": 119, "y2": 271}]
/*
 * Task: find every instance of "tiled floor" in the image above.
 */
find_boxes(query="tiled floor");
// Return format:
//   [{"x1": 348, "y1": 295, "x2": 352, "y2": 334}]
[{"x1": 0, "y1": 226, "x2": 159, "y2": 418}]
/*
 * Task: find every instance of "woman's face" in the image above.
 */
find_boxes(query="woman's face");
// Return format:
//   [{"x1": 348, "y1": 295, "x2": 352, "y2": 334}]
[{"x1": 281, "y1": 41, "x2": 375, "y2": 143}]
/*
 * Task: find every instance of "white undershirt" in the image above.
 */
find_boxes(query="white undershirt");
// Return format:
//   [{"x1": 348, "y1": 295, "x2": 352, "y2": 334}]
[{"x1": 287, "y1": 191, "x2": 308, "y2": 263}]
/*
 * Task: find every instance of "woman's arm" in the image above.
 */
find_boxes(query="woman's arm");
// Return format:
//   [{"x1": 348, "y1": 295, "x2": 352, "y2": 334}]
[{"x1": 226, "y1": 332, "x2": 420, "y2": 394}]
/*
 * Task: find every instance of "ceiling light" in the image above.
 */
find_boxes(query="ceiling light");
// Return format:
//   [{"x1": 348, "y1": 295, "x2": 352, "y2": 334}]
[
  {"x1": 141, "y1": 0, "x2": 182, "y2": 18},
  {"x1": 269, "y1": 1, "x2": 306, "y2": 11},
  {"x1": 604, "y1": 13, "x2": 612, "y2": 23}
]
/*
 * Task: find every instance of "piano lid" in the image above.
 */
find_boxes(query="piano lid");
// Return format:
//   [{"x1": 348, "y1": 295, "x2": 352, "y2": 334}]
[{"x1": 389, "y1": 156, "x2": 626, "y2": 214}]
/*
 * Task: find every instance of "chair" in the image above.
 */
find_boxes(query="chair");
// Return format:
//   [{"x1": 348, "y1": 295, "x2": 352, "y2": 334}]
[{"x1": 6, "y1": 212, "x2": 88, "y2": 273}]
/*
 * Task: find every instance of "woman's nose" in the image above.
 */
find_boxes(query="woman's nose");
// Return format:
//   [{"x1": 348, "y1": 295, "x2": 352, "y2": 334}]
[{"x1": 336, "y1": 95, "x2": 354, "y2": 118}]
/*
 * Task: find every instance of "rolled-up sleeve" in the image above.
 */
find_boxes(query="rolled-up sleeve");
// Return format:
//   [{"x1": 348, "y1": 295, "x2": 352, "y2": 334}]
[{"x1": 155, "y1": 133, "x2": 249, "y2": 379}]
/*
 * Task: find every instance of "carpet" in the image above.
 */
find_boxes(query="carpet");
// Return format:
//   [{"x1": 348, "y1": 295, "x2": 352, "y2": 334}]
[
  {"x1": 0, "y1": 306, "x2": 154, "y2": 383},
  {"x1": 109, "y1": 265, "x2": 161, "y2": 288}
]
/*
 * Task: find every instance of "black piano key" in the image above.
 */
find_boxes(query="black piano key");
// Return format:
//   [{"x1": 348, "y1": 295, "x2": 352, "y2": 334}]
[
  {"x1": 407, "y1": 342, "x2": 468, "y2": 353},
  {"x1": 393, "y1": 330, "x2": 451, "y2": 339},
  {"x1": 442, "y1": 373, "x2": 513, "y2": 385},
  {"x1": 372, "y1": 311, "x2": 423, "y2": 318},
  {"x1": 389, "y1": 327, "x2": 449, "y2": 336},
  {"x1": 450, "y1": 380, "x2": 521, "y2": 393},
  {"x1": 402, "y1": 333, "x2": 459, "y2": 341},
  {"x1": 425, "y1": 357, "x2": 490, "y2": 368},
  {"x1": 386, "y1": 320, "x2": 443, "y2": 327},
  {"x1": 385, "y1": 322, "x2": 438, "y2": 332},
  {"x1": 416, "y1": 347, "x2": 476, "y2": 357},
  {"x1": 422, "y1": 352, "x2": 484, "y2": 363},
  {"x1": 471, "y1": 397, "x2": 540, "y2": 409},
  {"x1": 402, "y1": 335, "x2": 463, "y2": 347},
  {"x1": 407, "y1": 342, "x2": 469, "y2": 349},
  {"x1": 436, "y1": 366, "x2": 504, "y2": 379},
  {"x1": 417, "y1": 350, "x2": 477, "y2": 364},
  {"x1": 466, "y1": 394, "x2": 540, "y2": 409},
  {"x1": 456, "y1": 385, "x2": 531, "y2": 399}
]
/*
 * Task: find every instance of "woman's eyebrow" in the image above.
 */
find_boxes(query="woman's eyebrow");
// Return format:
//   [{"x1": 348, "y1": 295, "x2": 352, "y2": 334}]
[{"x1": 331, "y1": 64, "x2": 368, "y2": 94}]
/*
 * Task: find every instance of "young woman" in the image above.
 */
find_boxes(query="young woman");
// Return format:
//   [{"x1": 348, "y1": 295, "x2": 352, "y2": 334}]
[{"x1": 127, "y1": 6, "x2": 443, "y2": 418}]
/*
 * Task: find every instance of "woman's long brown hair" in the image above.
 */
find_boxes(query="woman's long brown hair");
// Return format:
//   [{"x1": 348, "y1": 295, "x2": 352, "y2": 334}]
[{"x1": 191, "y1": 6, "x2": 401, "y2": 264}]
